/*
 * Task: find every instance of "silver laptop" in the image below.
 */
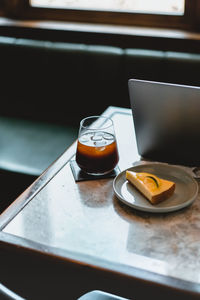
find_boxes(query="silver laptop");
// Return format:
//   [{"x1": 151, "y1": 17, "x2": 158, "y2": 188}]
[{"x1": 128, "y1": 79, "x2": 200, "y2": 166}]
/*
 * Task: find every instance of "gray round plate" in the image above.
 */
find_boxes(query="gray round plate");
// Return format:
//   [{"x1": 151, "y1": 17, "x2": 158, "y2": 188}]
[{"x1": 113, "y1": 163, "x2": 199, "y2": 213}]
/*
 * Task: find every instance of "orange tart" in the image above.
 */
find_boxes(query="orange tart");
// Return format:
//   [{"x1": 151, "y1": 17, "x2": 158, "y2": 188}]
[{"x1": 126, "y1": 171, "x2": 175, "y2": 204}]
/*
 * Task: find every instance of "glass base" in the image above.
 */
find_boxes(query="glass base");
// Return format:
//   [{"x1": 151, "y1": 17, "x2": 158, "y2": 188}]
[
  {"x1": 85, "y1": 170, "x2": 114, "y2": 176},
  {"x1": 70, "y1": 160, "x2": 120, "y2": 182}
]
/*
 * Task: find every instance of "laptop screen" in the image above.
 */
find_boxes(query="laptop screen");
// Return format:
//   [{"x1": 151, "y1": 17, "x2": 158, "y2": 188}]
[{"x1": 128, "y1": 79, "x2": 200, "y2": 166}]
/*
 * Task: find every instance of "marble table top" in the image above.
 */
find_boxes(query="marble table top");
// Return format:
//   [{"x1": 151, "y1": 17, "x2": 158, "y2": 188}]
[{"x1": 1, "y1": 106, "x2": 200, "y2": 298}]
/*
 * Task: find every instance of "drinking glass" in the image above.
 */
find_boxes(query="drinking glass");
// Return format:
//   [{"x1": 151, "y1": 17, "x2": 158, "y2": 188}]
[{"x1": 75, "y1": 116, "x2": 119, "y2": 175}]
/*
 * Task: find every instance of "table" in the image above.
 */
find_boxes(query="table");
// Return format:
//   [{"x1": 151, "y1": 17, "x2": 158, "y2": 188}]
[{"x1": 0, "y1": 106, "x2": 200, "y2": 299}]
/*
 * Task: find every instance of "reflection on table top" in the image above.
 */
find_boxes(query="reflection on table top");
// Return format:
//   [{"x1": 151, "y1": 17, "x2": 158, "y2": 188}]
[{"x1": 1, "y1": 106, "x2": 200, "y2": 297}]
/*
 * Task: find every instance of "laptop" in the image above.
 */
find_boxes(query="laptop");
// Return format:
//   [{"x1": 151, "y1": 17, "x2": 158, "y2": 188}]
[{"x1": 128, "y1": 79, "x2": 200, "y2": 166}]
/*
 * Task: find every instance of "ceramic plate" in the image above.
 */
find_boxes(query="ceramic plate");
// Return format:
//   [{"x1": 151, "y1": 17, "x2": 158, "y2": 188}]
[{"x1": 113, "y1": 163, "x2": 199, "y2": 213}]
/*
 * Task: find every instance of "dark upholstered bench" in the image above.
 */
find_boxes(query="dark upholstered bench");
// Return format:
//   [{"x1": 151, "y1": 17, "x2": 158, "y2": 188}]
[{"x1": 1, "y1": 36, "x2": 200, "y2": 211}]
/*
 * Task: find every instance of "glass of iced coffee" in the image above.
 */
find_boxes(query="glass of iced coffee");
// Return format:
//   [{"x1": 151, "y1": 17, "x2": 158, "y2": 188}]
[{"x1": 75, "y1": 116, "x2": 119, "y2": 175}]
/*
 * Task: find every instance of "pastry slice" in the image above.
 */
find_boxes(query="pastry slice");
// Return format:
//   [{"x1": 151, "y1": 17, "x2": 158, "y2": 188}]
[{"x1": 126, "y1": 171, "x2": 175, "y2": 204}]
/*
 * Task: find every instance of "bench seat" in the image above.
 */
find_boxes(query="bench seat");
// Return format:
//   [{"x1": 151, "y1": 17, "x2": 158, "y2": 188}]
[{"x1": 1, "y1": 36, "x2": 200, "y2": 211}]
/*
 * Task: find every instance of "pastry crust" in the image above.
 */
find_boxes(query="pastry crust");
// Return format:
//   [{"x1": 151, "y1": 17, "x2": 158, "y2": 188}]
[
  {"x1": 126, "y1": 171, "x2": 175, "y2": 204},
  {"x1": 150, "y1": 184, "x2": 175, "y2": 204}
]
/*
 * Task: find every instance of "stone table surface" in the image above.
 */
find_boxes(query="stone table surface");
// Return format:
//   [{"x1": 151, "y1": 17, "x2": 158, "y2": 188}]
[{"x1": 1, "y1": 106, "x2": 200, "y2": 298}]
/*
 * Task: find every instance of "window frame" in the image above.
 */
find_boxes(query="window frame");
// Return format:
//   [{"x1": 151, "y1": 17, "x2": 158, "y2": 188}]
[{"x1": 3, "y1": 0, "x2": 200, "y2": 31}]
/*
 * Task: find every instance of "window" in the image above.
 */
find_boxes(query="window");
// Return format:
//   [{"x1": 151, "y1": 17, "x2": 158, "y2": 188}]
[
  {"x1": 3, "y1": 0, "x2": 200, "y2": 31},
  {"x1": 31, "y1": 0, "x2": 184, "y2": 15}
]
